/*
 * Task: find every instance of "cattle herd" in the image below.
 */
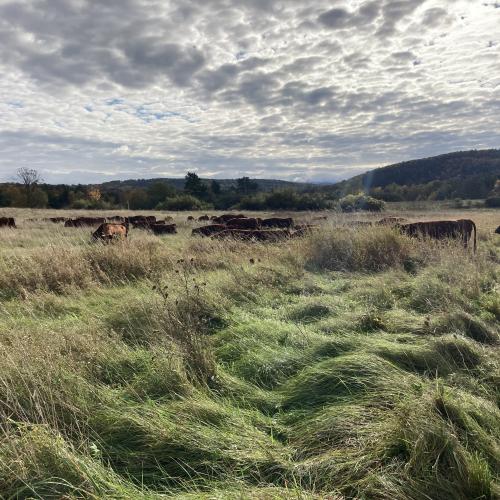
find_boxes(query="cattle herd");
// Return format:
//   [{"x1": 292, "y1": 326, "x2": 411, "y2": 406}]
[{"x1": 0, "y1": 213, "x2": 497, "y2": 250}]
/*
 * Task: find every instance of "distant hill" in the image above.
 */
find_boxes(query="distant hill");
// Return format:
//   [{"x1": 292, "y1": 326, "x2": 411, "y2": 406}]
[
  {"x1": 330, "y1": 149, "x2": 500, "y2": 201},
  {"x1": 99, "y1": 177, "x2": 314, "y2": 192}
]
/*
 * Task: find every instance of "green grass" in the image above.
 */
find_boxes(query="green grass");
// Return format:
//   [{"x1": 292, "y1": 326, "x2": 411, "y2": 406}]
[{"x1": 0, "y1": 212, "x2": 498, "y2": 498}]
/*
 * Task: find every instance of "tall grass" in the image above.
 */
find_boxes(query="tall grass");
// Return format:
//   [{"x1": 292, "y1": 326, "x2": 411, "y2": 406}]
[{"x1": 0, "y1": 212, "x2": 498, "y2": 498}]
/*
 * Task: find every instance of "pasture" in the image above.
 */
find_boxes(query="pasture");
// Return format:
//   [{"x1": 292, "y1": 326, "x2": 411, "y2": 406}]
[{"x1": 0, "y1": 207, "x2": 499, "y2": 499}]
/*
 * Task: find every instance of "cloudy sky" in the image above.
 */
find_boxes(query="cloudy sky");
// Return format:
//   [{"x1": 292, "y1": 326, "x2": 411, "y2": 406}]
[{"x1": 0, "y1": 0, "x2": 499, "y2": 184}]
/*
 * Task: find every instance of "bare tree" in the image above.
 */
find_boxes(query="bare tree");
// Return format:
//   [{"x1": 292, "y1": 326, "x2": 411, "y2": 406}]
[{"x1": 16, "y1": 168, "x2": 43, "y2": 207}]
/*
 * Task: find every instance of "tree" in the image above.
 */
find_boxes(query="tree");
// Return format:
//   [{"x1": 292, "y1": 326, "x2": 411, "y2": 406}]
[
  {"x1": 211, "y1": 179, "x2": 221, "y2": 195},
  {"x1": 147, "y1": 181, "x2": 176, "y2": 208},
  {"x1": 184, "y1": 172, "x2": 207, "y2": 198},
  {"x1": 236, "y1": 176, "x2": 259, "y2": 194},
  {"x1": 16, "y1": 168, "x2": 43, "y2": 207}
]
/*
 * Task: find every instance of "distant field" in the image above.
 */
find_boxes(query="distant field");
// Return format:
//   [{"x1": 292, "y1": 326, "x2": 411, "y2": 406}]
[{"x1": 0, "y1": 208, "x2": 498, "y2": 498}]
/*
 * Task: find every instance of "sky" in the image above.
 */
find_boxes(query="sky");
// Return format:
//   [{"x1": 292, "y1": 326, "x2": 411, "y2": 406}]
[{"x1": 0, "y1": 0, "x2": 499, "y2": 185}]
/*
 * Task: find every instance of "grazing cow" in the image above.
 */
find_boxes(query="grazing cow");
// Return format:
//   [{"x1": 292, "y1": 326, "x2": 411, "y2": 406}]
[
  {"x1": 227, "y1": 217, "x2": 260, "y2": 230},
  {"x1": 212, "y1": 213, "x2": 246, "y2": 224},
  {"x1": 348, "y1": 221, "x2": 373, "y2": 227},
  {"x1": 198, "y1": 215, "x2": 210, "y2": 221},
  {"x1": 65, "y1": 217, "x2": 105, "y2": 227},
  {"x1": 293, "y1": 224, "x2": 318, "y2": 236},
  {"x1": 495, "y1": 225, "x2": 500, "y2": 234},
  {"x1": 213, "y1": 228, "x2": 292, "y2": 241},
  {"x1": 126, "y1": 215, "x2": 156, "y2": 229},
  {"x1": 0, "y1": 217, "x2": 16, "y2": 228},
  {"x1": 376, "y1": 217, "x2": 407, "y2": 225},
  {"x1": 192, "y1": 224, "x2": 226, "y2": 237},
  {"x1": 187, "y1": 215, "x2": 195, "y2": 221},
  {"x1": 260, "y1": 217, "x2": 294, "y2": 228},
  {"x1": 150, "y1": 223, "x2": 177, "y2": 234},
  {"x1": 398, "y1": 219, "x2": 477, "y2": 251},
  {"x1": 92, "y1": 223, "x2": 128, "y2": 242}
]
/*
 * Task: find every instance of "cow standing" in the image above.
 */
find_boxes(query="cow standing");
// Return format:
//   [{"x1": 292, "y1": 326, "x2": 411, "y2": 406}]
[
  {"x1": 0, "y1": 217, "x2": 16, "y2": 228},
  {"x1": 398, "y1": 219, "x2": 477, "y2": 252}
]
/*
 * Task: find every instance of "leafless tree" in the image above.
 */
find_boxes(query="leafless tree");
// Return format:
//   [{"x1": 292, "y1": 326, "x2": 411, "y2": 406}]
[{"x1": 16, "y1": 168, "x2": 43, "y2": 207}]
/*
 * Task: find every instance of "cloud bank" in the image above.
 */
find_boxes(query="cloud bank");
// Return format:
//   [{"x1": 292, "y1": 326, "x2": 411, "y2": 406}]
[{"x1": 0, "y1": 0, "x2": 499, "y2": 183}]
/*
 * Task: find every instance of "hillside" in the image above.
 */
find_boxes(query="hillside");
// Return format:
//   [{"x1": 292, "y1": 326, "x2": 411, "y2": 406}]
[
  {"x1": 100, "y1": 177, "x2": 314, "y2": 192},
  {"x1": 332, "y1": 149, "x2": 500, "y2": 201}
]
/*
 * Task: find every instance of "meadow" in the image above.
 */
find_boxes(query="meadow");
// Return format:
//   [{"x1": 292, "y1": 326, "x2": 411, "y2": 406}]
[{"x1": 0, "y1": 207, "x2": 498, "y2": 499}]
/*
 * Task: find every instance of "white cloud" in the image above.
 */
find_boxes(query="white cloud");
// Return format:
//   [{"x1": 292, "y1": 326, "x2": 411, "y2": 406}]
[{"x1": 0, "y1": 0, "x2": 499, "y2": 183}]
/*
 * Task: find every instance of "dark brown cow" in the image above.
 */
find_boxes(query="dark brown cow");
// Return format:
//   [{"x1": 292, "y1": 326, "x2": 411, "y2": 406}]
[
  {"x1": 398, "y1": 219, "x2": 477, "y2": 251},
  {"x1": 198, "y1": 215, "x2": 210, "y2": 221},
  {"x1": 376, "y1": 217, "x2": 407, "y2": 225},
  {"x1": 348, "y1": 221, "x2": 373, "y2": 227},
  {"x1": 495, "y1": 225, "x2": 500, "y2": 234},
  {"x1": 126, "y1": 215, "x2": 156, "y2": 229},
  {"x1": 212, "y1": 228, "x2": 292, "y2": 241},
  {"x1": 212, "y1": 213, "x2": 246, "y2": 224},
  {"x1": 92, "y1": 223, "x2": 128, "y2": 242},
  {"x1": 65, "y1": 217, "x2": 106, "y2": 227},
  {"x1": 292, "y1": 224, "x2": 319, "y2": 236},
  {"x1": 150, "y1": 223, "x2": 177, "y2": 234},
  {"x1": 0, "y1": 217, "x2": 16, "y2": 228},
  {"x1": 227, "y1": 217, "x2": 260, "y2": 230},
  {"x1": 260, "y1": 217, "x2": 294, "y2": 228},
  {"x1": 192, "y1": 224, "x2": 226, "y2": 237},
  {"x1": 187, "y1": 215, "x2": 195, "y2": 221}
]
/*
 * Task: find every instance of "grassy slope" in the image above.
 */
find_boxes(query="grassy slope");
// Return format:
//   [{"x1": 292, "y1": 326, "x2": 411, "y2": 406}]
[{"x1": 0, "y1": 209, "x2": 498, "y2": 499}]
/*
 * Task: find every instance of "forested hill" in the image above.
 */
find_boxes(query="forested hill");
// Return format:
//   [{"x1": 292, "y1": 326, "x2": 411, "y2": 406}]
[
  {"x1": 100, "y1": 177, "x2": 312, "y2": 192},
  {"x1": 332, "y1": 149, "x2": 500, "y2": 201}
]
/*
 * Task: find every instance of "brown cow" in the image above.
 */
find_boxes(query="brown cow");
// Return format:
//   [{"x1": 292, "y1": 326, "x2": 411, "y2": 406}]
[
  {"x1": 212, "y1": 213, "x2": 246, "y2": 224},
  {"x1": 192, "y1": 224, "x2": 226, "y2": 236},
  {"x1": 495, "y1": 225, "x2": 500, "y2": 235},
  {"x1": 213, "y1": 228, "x2": 292, "y2": 241},
  {"x1": 198, "y1": 215, "x2": 210, "y2": 221},
  {"x1": 65, "y1": 217, "x2": 106, "y2": 227},
  {"x1": 92, "y1": 223, "x2": 128, "y2": 242},
  {"x1": 187, "y1": 215, "x2": 195, "y2": 221},
  {"x1": 398, "y1": 219, "x2": 477, "y2": 251},
  {"x1": 128, "y1": 216, "x2": 157, "y2": 229},
  {"x1": 292, "y1": 224, "x2": 319, "y2": 236},
  {"x1": 150, "y1": 223, "x2": 177, "y2": 234},
  {"x1": 376, "y1": 217, "x2": 407, "y2": 225},
  {"x1": 0, "y1": 217, "x2": 16, "y2": 228},
  {"x1": 227, "y1": 217, "x2": 260, "y2": 230},
  {"x1": 348, "y1": 221, "x2": 373, "y2": 227},
  {"x1": 260, "y1": 217, "x2": 294, "y2": 228}
]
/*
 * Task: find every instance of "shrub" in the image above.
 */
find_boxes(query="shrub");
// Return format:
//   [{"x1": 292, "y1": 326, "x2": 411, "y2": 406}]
[
  {"x1": 338, "y1": 193, "x2": 385, "y2": 212},
  {"x1": 158, "y1": 194, "x2": 209, "y2": 211},
  {"x1": 484, "y1": 196, "x2": 500, "y2": 208}
]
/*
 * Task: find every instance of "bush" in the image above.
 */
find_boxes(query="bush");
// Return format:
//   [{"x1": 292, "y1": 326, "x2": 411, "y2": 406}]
[
  {"x1": 157, "y1": 194, "x2": 209, "y2": 211},
  {"x1": 338, "y1": 193, "x2": 385, "y2": 212},
  {"x1": 484, "y1": 196, "x2": 500, "y2": 208}
]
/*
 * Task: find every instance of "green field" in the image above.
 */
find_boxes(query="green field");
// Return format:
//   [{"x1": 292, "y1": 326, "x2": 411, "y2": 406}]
[{"x1": 0, "y1": 208, "x2": 498, "y2": 499}]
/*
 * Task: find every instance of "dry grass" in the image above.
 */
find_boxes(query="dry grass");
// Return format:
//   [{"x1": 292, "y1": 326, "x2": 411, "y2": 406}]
[{"x1": 0, "y1": 207, "x2": 498, "y2": 498}]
